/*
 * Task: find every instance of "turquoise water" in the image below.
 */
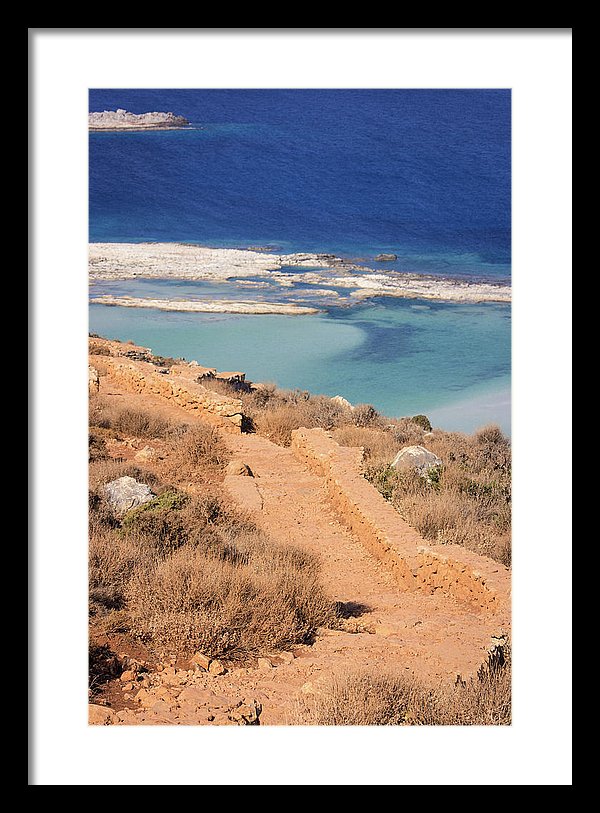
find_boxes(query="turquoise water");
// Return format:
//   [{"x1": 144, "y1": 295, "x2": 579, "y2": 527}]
[{"x1": 89, "y1": 295, "x2": 511, "y2": 433}]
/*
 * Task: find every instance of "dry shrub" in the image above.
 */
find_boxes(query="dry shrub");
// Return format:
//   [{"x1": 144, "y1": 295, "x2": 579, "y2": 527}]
[
  {"x1": 251, "y1": 404, "x2": 306, "y2": 446},
  {"x1": 89, "y1": 395, "x2": 173, "y2": 439},
  {"x1": 89, "y1": 527, "x2": 149, "y2": 613},
  {"x1": 351, "y1": 403, "x2": 381, "y2": 428},
  {"x1": 89, "y1": 430, "x2": 108, "y2": 463},
  {"x1": 89, "y1": 642, "x2": 121, "y2": 696},
  {"x1": 246, "y1": 393, "x2": 355, "y2": 446},
  {"x1": 89, "y1": 469, "x2": 335, "y2": 663},
  {"x1": 89, "y1": 342, "x2": 112, "y2": 356},
  {"x1": 89, "y1": 459, "x2": 162, "y2": 492},
  {"x1": 163, "y1": 423, "x2": 229, "y2": 476},
  {"x1": 120, "y1": 487, "x2": 241, "y2": 557},
  {"x1": 126, "y1": 530, "x2": 334, "y2": 660},
  {"x1": 291, "y1": 649, "x2": 511, "y2": 726},
  {"x1": 385, "y1": 417, "x2": 429, "y2": 446},
  {"x1": 332, "y1": 426, "x2": 398, "y2": 468},
  {"x1": 348, "y1": 423, "x2": 512, "y2": 567}
]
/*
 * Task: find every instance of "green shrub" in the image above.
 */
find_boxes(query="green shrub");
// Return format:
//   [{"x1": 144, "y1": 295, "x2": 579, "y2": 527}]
[
  {"x1": 410, "y1": 414, "x2": 432, "y2": 432},
  {"x1": 366, "y1": 465, "x2": 398, "y2": 501}
]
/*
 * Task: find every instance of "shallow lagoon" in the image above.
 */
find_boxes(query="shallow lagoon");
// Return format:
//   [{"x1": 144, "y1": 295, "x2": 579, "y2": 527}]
[{"x1": 89, "y1": 291, "x2": 510, "y2": 434}]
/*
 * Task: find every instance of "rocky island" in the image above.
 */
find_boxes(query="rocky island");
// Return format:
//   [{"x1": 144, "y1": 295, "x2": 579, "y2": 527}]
[{"x1": 89, "y1": 109, "x2": 190, "y2": 131}]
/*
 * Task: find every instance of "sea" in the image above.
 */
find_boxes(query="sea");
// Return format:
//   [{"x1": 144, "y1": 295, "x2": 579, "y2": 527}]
[{"x1": 89, "y1": 89, "x2": 511, "y2": 433}]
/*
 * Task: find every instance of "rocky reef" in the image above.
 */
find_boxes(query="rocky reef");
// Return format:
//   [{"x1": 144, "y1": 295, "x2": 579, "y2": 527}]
[{"x1": 89, "y1": 242, "x2": 512, "y2": 304}]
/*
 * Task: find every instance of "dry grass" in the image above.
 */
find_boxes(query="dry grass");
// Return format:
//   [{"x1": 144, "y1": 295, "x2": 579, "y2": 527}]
[
  {"x1": 349, "y1": 423, "x2": 512, "y2": 566},
  {"x1": 88, "y1": 429, "x2": 108, "y2": 463},
  {"x1": 89, "y1": 459, "x2": 162, "y2": 493},
  {"x1": 200, "y1": 379, "x2": 385, "y2": 446},
  {"x1": 290, "y1": 648, "x2": 511, "y2": 726},
  {"x1": 127, "y1": 537, "x2": 334, "y2": 660},
  {"x1": 89, "y1": 393, "x2": 230, "y2": 482},
  {"x1": 89, "y1": 466, "x2": 335, "y2": 663},
  {"x1": 163, "y1": 423, "x2": 229, "y2": 478},
  {"x1": 89, "y1": 394, "x2": 174, "y2": 439}
]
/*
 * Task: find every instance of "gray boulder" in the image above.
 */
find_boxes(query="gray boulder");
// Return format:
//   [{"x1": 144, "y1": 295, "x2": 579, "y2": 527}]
[
  {"x1": 375, "y1": 253, "x2": 397, "y2": 262},
  {"x1": 391, "y1": 445, "x2": 442, "y2": 475},
  {"x1": 103, "y1": 476, "x2": 155, "y2": 515}
]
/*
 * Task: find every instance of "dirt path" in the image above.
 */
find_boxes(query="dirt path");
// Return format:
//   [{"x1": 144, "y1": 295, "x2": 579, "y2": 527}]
[
  {"x1": 222, "y1": 433, "x2": 503, "y2": 720},
  {"x1": 91, "y1": 377, "x2": 506, "y2": 726}
]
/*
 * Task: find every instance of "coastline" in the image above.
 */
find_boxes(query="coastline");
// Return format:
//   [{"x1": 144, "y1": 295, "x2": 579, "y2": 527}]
[
  {"x1": 428, "y1": 381, "x2": 511, "y2": 435},
  {"x1": 89, "y1": 242, "x2": 511, "y2": 305},
  {"x1": 89, "y1": 301, "x2": 511, "y2": 435}
]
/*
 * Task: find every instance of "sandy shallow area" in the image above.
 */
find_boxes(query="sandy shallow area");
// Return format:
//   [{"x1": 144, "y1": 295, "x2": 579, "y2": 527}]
[
  {"x1": 89, "y1": 242, "x2": 511, "y2": 304},
  {"x1": 90, "y1": 295, "x2": 320, "y2": 315}
]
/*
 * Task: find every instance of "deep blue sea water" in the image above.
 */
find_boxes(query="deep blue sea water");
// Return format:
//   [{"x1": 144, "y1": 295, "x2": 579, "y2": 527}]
[{"x1": 89, "y1": 89, "x2": 511, "y2": 433}]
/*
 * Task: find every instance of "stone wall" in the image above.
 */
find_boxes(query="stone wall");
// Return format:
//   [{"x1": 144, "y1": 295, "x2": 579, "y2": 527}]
[
  {"x1": 291, "y1": 427, "x2": 510, "y2": 621},
  {"x1": 89, "y1": 338, "x2": 244, "y2": 432}
]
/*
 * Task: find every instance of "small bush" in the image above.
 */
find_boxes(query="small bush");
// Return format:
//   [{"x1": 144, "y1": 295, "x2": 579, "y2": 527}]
[
  {"x1": 351, "y1": 403, "x2": 380, "y2": 428},
  {"x1": 89, "y1": 643, "x2": 121, "y2": 695},
  {"x1": 410, "y1": 414, "x2": 432, "y2": 432},
  {"x1": 89, "y1": 342, "x2": 112, "y2": 356},
  {"x1": 121, "y1": 490, "x2": 191, "y2": 552},
  {"x1": 365, "y1": 465, "x2": 398, "y2": 501},
  {"x1": 385, "y1": 418, "x2": 427, "y2": 446},
  {"x1": 127, "y1": 535, "x2": 335, "y2": 660},
  {"x1": 164, "y1": 423, "x2": 230, "y2": 474},
  {"x1": 89, "y1": 526, "x2": 150, "y2": 614},
  {"x1": 89, "y1": 430, "x2": 108, "y2": 463},
  {"x1": 88, "y1": 490, "x2": 120, "y2": 534},
  {"x1": 251, "y1": 404, "x2": 305, "y2": 446},
  {"x1": 89, "y1": 396, "x2": 173, "y2": 439}
]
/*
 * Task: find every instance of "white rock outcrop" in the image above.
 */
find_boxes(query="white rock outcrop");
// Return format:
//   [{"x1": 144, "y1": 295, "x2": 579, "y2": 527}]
[
  {"x1": 391, "y1": 445, "x2": 442, "y2": 475},
  {"x1": 331, "y1": 395, "x2": 354, "y2": 410}
]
